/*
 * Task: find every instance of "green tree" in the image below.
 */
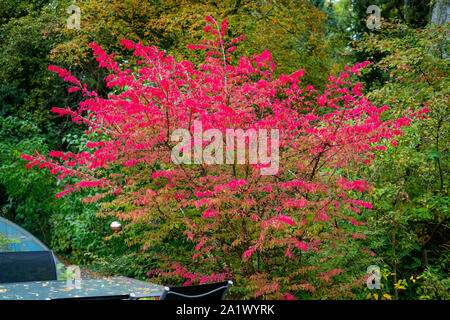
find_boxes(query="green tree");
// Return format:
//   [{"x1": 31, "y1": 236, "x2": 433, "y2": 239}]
[{"x1": 358, "y1": 21, "x2": 449, "y2": 299}]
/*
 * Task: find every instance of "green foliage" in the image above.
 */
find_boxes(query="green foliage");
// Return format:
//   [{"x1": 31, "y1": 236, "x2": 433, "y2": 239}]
[
  {"x1": 355, "y1": 21, "x2": 449, "y2": 300},
  {"x1": 0, "y1": 116, "x2": 53, "y2": 241},
  {"x1": 363, "y1": 264, "x2": 449, "y2": 300}
]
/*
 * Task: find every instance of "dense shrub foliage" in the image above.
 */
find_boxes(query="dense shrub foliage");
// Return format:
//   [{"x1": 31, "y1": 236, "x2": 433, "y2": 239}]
[{"x1": 22, "y1": 17, "x2": 429, "y2": 299}]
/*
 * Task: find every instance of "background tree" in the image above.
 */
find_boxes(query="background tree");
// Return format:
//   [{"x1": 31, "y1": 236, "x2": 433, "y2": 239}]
[{"x1": 357, "y1": 20, "x2": 449, "y2": 299}]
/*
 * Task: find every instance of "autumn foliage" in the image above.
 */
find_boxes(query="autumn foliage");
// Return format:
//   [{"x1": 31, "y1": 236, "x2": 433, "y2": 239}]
[{"x1": 22, "y1": 17, "x2": 424, "y2": 299}]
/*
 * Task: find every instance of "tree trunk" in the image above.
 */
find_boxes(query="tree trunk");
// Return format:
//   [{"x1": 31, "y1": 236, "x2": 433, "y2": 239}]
[
  {"x1": 392, "y1": 211, "x2": 398, "y2": 300},
  {"x1": 404, "y1": 0, "x2": 408, "y2": 21},
  {"x1": 430, "y1": 0, "x2": 450, "y2": 24},
  {"x1": 430, "y1": 0, "x2": 449, "y2": 59}
]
